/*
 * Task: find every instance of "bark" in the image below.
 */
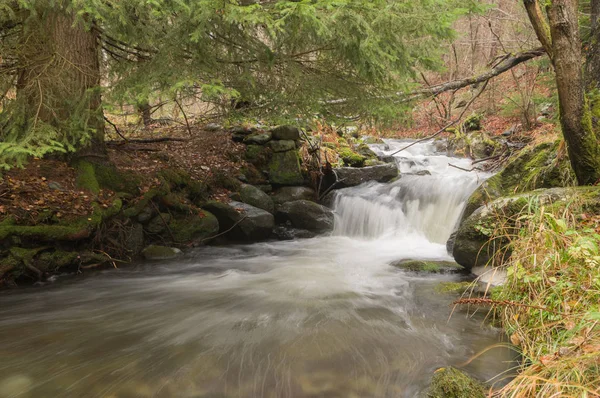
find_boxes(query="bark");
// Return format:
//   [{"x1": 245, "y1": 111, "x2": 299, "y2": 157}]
[
  {"x1": 16, "y1": 6, "x2": 105, "y2": 157},
  {"x1": 523, "y1": 0, "x2": 553, "y2": 58},
  {"x1": 546, "y1": 0, "x2": 600, "y2": 184},
  {"x1": 587, "y1": 0, "x2": 600, "y2": 89}
]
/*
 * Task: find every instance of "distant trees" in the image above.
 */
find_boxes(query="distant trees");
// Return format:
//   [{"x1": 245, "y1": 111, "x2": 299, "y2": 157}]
[{"x1": 0, "y1": 0, "x2": 473, "y2": 169}]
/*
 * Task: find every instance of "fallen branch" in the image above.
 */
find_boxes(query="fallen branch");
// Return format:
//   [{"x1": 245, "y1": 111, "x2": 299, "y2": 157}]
[
  {"x1": 390, "y1": 80, "x2": 489, "y2": 156},
  {"x1": 196, "y1": 215, "x2": 249, "y2": 245},
  {"x1": 107, "y1": 137, "x2": 189, "y2": 145}
]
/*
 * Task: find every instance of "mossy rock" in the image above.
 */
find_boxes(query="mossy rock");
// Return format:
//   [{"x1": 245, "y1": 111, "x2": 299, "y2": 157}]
[
  {"x1": 463, "y1": 140, "x2": 575, "y2": 220},
  {"x1": 245, "y1": 144, "x2": 272, "y2": 166},
  {"x1": 338, "y1": 147, "x2": 365, "y2": 167},
  {"x1": 268, "y1": 150, "x2": 304, "y2": 185},
  {"x1": 168, "y1": 210, "x2": 219, "y2": 244},
  {"x1": 391, "y1": 260, "x2": 464, "y2": 273},
  {"x1": 454, "y1": 187, "x2": 600, "y2": 270},
  {"x1": 95, "y1": 163, "x2": 141, "y2": 195},
  {"x1": 427, "y1": 367, "x2": 486, "y2": 398},
  {"x1": 435, "y1": 281, "x2": 474, "y2": 294},
  {"x1": 141, "y1": 245, "x2": 182, "y2": 260}
]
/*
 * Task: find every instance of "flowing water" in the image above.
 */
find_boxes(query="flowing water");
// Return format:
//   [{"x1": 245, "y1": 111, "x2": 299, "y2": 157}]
[{"x1": 0, "y1": 140, "x2": 516, "y2": 398}]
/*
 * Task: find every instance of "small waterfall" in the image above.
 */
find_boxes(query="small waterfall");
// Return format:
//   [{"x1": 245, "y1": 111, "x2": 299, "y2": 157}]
[{"x1": 333, "y1": 140, "x2": 488, "y2": 245}]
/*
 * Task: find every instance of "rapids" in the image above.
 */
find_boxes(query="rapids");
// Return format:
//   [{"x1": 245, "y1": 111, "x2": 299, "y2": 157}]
[{"x1": 0, "y1": 140, "x2": 515, "y2": 398}]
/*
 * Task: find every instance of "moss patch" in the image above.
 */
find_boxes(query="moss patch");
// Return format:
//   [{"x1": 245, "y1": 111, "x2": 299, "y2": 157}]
[
  {"x1": 391, "y1": 260, "x2": 464, "y2": 273},
  {"x1": 427, "y1": 367, "x2": 486, "y2": 398}
]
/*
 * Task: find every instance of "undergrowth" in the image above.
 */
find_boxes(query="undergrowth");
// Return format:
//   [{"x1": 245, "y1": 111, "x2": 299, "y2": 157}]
[{"x1": 489, "y1": 197, "x2": 600, "y2": 397}]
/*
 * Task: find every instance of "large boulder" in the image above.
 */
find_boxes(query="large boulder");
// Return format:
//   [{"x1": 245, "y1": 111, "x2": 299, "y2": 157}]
[
  {"x1": 324, "y1": 163, "x2": 398, "y2": 190},
  {"x1": 268, "y1": 140, "x2": 296, "y2": 153},
  {"x1": 276, "y1": 200, "x2": 334, "y2": 232},
  {"x1": 268, "y1": 150, "x2": 304, "y2": 186},
  {"x1": 168, "y1": 210, "x2": 219, "y2": 243},
  {"x1": 271, "y1": 125, "x2": 301, "y2": 141},
  {"x1": 453, "y1": 187, "x2": 600, "y2": 270},
  {"x1": 271, "y1": 186, "x2": 316, "y2": 205},
  {"x1": 239, "y1": 184, "x2": 275, "y2": 214},
  {"x1": 463, "y1": 140, "x2": 575, "y2": 220},
  {"x1": 203, "y1": 201, "x2": 274, "y2": 242}
]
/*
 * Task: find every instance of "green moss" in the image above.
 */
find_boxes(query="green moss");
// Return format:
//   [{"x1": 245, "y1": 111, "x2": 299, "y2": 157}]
[
  {"x1": 75, "y1": 160, "x2": 100, "y2": 195},
  {"x1": 392, "y1": 260, "x2": 464, "y2": 273},
  {"x1": 168, "y1": 210, "x2": 219, "y2": 243},
  {"x1": 95, "y1": 163, "x2": 141, "y2": 195},
  {"x1": 268, "y1": 150, "x2": 304, "y2": 185},
  {"x1": 435, "y1": 281, "x2": 474, "y2": 294},
  {"x1": 37, "y1": 250, "x2": 79, "y2": 271},
  {"x1": 427, "y1": 367, "x2": 486, "y2": 398},
  {"x1": 338, "y1": 147, "x2": 365, "y2": 167},
  {"x1": 462, "y1": 113, "x2": 483, "y2": 132}
]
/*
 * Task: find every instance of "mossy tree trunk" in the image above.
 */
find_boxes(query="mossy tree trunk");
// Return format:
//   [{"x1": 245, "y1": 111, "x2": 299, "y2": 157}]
[
  {"x1": 523, "y1": 0, "x2": 600, "y2": 185},
  {"x1": 16, "y1": 5, "x2": 105, "y2": 158}
]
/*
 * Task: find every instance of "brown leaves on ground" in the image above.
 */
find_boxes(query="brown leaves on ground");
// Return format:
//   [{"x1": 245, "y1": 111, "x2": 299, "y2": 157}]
[
  {"x1": 109, "y1": 125, "x2": 247, "y2": 202},
  {"x1": 0, "y1": 125, "x2": 248, "y2": 226},
  {"x1": 0, "y1": 159, "x2": 114, "y2": 225}
]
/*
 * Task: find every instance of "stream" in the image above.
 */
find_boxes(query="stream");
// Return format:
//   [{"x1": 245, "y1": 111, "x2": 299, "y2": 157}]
[{"x1": 0, "y1": 140, "x2": 516, "y2": 398}]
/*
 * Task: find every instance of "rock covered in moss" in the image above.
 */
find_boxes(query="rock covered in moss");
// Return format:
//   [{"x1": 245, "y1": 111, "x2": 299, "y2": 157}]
[
  {"x1": 338, "y1": 147, "x2": 365, "y2": 167},
  {"x1": 276, "y1": 200, "x2": 334, "y2": 232},
  {"x1": 463, "y1": 140, "x2": 575, "y2": 220},
  {"x1": 325, "y1": 163, "x2": 399, "y2": 189},
  {"x1": 453, "y1": 186, "x2": 600, "y2": 270},
  {"x1": 268, "y1": 150, "x2": 304, "y2": 186},
  {"x1": 271, "y1": 186, "x2": 316, "y2": 205},
  {"x1": 268, "y1": 139, "x2": 296, "y2": 153},
  {"x1": 203, "y1": 201, "x2": 274, "y2": 242},
  {"x1": 427, "y1": 367, "x2": 486, "y2": 398},
  {"x1": 391, "y1": 260, "x2": 464, "y2": 273},
  {"x1": 239, "y1": 184, "x2": 275, "y2": 214},
  {"x1": 141, "y1": 245, "x2": 182, "y2": 260},
  {"x1": 271, "y1": 125, "x2": 301, "y2": 141},
  {"x1": 168, "y1": 210, "x2": 219, "y2": 243},
  {"x1": 244, "y1": 131, "x2": 272, "y2": 145}
]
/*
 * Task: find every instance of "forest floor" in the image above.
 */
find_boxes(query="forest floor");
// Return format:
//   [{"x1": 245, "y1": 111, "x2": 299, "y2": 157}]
[{"x1": 0, "y1": 126, "x2": 246, "y2": 226}]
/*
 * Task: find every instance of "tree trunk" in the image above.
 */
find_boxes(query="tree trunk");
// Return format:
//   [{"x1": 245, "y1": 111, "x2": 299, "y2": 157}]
[
  {"x1": 547, "y1": 0, "x2": 600, "y2": 185},
  {"x1": 16, "y1": 6, "x2": 105, "y2": 157},
  {"x1": 587, "y1": 0, "x2": 600, "y2": 89},
  {"x1": 523, "y1": 0, "x2": 600, "y2": 185}
]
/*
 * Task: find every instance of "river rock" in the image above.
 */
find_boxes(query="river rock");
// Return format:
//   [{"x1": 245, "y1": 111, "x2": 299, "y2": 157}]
[
  {"x1": 391, "y1": 260, "x2": 464, "y2": 273},
  {"x1": 273, "y1": 225, "x2": 317, "y2": 240},
  {"x1": 462, "y1": 140, "x2": 574, "y2": 220},
  {"x1": 239, "y1": 184, "x2": 275, "y2": 214},
  {"x1": 244, "y1": 132, "x2": 272, "y2": 145},
  {"x1": 276, "y1": 200, "x2": 334, "y2": 232},
  {"x1": 168, "y1": 211, "x2": 219, "y2": 243},
  {"x1": 141, "y1": 245, "x2": 182, "y2": 260},
  {"x1": 146, "y1": 213, "x2": 172, "y2": 234},
  {"x1": 272, "y1": 186, "x2": 316, "y2": 205},
  {"x1": 203, "y1": 201, "x2": 274, "y2": 242},
  {"x1": 268, "y1": 150, "x2": 304, "y2": 186},
  {"x1": 268, "y1": 139, "x2": 296, "y2": 153},
  {"x1": 453, "y1": 187, "x2": 600, "y2": 270},
  {"x1": 0, "y1": 375, "x2": 34, "y2": 398},
  {"x1": 271, "y1": 125, "x2": 301, "y2": 141},
  {"x1": 427, "y1": 367, "x2": 486, "y2": 398},
  {"x1": 325, "y1": 163, "x2": 399, "y2": 190}
]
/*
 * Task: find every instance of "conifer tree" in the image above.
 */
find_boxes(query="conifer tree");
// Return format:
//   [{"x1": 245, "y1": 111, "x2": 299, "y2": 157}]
[{"x1": 0, "y1": 0, "x2": 475, "y2": 168}]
